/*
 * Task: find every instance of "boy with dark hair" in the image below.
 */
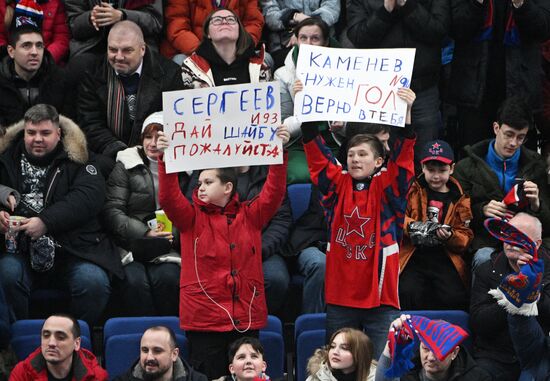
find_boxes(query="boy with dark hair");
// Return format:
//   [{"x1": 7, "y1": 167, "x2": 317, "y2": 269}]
[
  {"x1": 399, "y1": 140, "x2": 473, "y2": 311},
  {"x1": 454, "y1": 96, "x2": 550, "y2": 272},
  {"x1": 337, "y1": 122, "x2": 391, "y2": 164}
]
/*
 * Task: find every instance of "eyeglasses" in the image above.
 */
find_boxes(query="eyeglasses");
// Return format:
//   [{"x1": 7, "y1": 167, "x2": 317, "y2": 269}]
[
  {"x1": 210, "y1": 16, "x2": 238, "y2": 26},
  {"x1": 501, "y1": 130, "x2": 527, "y2": 144}
]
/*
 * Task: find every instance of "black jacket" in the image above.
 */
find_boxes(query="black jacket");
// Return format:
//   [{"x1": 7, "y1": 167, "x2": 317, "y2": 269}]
[
  {"x1": 281, "y1": 185, "x2": 328, "y2": 257},
  {"x1": 454, "y1": 140, "x2": 550, "y2": 251},
  {"x1": 347, "y1": 0, "x2": 449, "y2": 92},
  {"x1": 184, "y1": 165, "x2": 292, "y2": 261},
  {"x1": 77, "y1": 48, "x2": 184, "y2": 158},
  {"x1": 376, "y1": 345, "x2": 491, "y2": 381},
  {"x1": 449, "y1": 0, "x2": 550, "y2": 109},
  {"x1": 0, "y1": 47, "x2": 75, "y2": 129},
  {"x1": 470, "y1": 249, "x2": 550, "y2": 364},
  {"x1": 114, "y1": 357, "x2": 207, "y2": 381},
  {"x1": 0, "y1": 117, "x2": 123, "y2": 278}
]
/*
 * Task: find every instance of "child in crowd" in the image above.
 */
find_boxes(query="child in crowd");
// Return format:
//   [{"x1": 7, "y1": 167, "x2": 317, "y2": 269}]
[
  {"x1": 156, "y1": 127, "x2": 289, "y2": 380},
  {"x1": 306, "y1": 327, "x2": 375, "y2": 381},
  {"x1": 337, "y1": 123, "x2": 392, "y2": 165},
  {"x1": 399, "y1": 140, "x2": 473, "y2": 311},
  {"x1": 300, "y1": 88, "x2": 416, "y2": 358},
  {"x1": 216, "y1": 337, "x2": 269, "y2": 381}
]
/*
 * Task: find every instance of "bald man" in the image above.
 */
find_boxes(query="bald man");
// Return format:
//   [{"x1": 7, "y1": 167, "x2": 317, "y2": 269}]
[
  {"x1": 470, "y1": 213, "x2": 550, "y2": 381},
  {"x1": 77, "y1": 20, "x2": 184, "y2": 164}
]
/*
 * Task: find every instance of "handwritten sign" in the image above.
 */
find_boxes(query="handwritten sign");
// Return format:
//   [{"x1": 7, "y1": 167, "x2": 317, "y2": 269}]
[
  {"x1": 294, "y1": 45, "x2": 415, "y2": 127},
  {"x1": 162, "y1": 82, "x2": 282, "y2": 173}
]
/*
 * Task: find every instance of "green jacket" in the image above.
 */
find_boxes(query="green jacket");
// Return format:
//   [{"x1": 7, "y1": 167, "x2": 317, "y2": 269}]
[{"x1": 454, "y1": 140, "x2": 550, "y2": 250}]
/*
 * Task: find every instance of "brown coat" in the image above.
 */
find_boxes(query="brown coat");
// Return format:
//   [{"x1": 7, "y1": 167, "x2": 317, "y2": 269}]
[{"x1": 400, "y1": 176, "x2": 473, "y2": 286}]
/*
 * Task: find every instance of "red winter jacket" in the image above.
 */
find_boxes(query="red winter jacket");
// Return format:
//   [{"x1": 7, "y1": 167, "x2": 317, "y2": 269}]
[
  {"x1": 158, "y1": 155, "x2": 287, "y2": 332},
  {"x1": 9, "y1": 348, "x2": 108, "y2": 381},
  {"x1": 161, "y1": 0, "x2": 264, "y2": 57},
  {"x1": 0, "y1": 1, "x2": 70, "y2": 65}
]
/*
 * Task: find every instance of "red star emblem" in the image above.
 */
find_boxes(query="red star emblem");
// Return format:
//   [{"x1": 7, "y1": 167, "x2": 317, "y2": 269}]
[
  {"x1": 344, "y1": 206, "x2": 371, "y2": 238},
  {"x1": 431, "y1": 142, "x2": 441, "y2": 150}
]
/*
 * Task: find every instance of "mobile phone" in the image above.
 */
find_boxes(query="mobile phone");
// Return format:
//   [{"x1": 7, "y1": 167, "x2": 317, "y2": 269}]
[{"x1": 441, "y1": 224, "x2": 452, "y2": 231}]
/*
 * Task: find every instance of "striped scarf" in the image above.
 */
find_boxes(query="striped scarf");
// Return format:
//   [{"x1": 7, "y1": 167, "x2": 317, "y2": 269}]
[
  {"x1": 107, "y1": 67, "x2": 126, "y2": 140},
  {"x1": 476, "y1": 0, "x2": 520, "y2": 46}
]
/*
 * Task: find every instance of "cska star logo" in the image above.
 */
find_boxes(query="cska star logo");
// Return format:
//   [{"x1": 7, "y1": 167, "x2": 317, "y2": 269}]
[
  {"x1": 428, "y1": 142, "x2": 442, "y2": 156},
  {"x1": 344, "y1": 206, "x2": 371, "y2": 238}
]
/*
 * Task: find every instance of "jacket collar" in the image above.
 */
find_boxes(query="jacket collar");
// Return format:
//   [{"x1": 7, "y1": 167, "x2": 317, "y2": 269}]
[
  {"x1": 186, "y1": 44, "x2": 267, "y2": 87},
  {"x1": 116, "y1": 146, "x2": 146, "y2": 170},
  {"x1": 28, "y1": 348, "x2": 96, "y2": 381},
  {"x1": 0, "y1": 115, "x2": 88, "y2": 164},
  {"x1": 192, "y1": 190, "x2": 240, "y2": 215},
  {"x1": 131, "y1": 356, "x2": 189, "y2": 379}
]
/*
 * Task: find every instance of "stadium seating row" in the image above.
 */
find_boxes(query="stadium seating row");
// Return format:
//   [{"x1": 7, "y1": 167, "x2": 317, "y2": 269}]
[{"x1": 10, "y1": 310, "x2": 470, "y2": 381}]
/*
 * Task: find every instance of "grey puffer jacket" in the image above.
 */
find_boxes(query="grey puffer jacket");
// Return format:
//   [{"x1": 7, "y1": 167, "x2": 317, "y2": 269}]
[
  {"x1": 102, "y1": 146, "x2": 179, "y2": 264},
  {"x1": 260, "y1": 0, "x2": 340, "y2": 52},
  {"x1": 306, "y1": 348, "x2": 376, "y2": 381}
]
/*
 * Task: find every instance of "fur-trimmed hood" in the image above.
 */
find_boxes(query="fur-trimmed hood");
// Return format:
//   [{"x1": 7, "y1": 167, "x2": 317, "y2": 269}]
[
  {"x1": 307, "y1": 349, "x2": 335, "y2": 381},
  {"x1": 306, "y1": 348, "x2": 376, "y2": 381},
  {"x1": 116, "y1": 146, "x2": 146, "y2": 170},
  {"x1": 0, "y1": 115, "x2": 88, "y2": 164}
]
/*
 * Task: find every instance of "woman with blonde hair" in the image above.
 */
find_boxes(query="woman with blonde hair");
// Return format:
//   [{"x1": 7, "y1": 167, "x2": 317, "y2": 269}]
[{"x1": 307, "y1": 328, "x2": 376, "y2": 381}]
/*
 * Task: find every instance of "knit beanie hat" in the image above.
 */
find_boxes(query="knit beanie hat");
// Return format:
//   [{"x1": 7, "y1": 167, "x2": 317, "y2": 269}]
[
  {"x1": 11, "y1": 0, "x2": 43, "y2": 30},
  {"x1": 142, "y1": 111, "x2": 164, "y2": 133},
  {"x1": 385, "y1": 315, "x2": 468, "y2": 377},
  {"x1": 484, "y1": 218, "x2": 544, "y2": 316}
]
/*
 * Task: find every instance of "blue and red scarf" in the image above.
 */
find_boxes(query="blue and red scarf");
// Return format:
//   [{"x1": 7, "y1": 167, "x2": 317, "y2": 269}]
[
  {"x1": 476, "y1": 0, "x2": 520, "y2": 46},
  {"x1": 484, "y1": 218, "x2": 544, "y2": 316},
  {"x1": 385, "y1": 316, "x2": 468, "y2": 377}
]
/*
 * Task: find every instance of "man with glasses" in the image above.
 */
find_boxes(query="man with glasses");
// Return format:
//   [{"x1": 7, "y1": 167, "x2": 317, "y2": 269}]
[{"x1": 454, "y1": 96, "x2": 550, "y2": 272}]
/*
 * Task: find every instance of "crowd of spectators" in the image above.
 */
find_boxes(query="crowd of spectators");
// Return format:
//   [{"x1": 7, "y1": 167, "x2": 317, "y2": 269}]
[{"x1": 0, "y1": 0, "x2": 549, "y2": 380}]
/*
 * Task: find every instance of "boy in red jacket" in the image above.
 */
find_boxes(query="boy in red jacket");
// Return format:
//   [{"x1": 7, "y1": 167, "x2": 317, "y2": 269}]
[{"x1": 156, "y1": 126, "x2": 289, "y2": 379}]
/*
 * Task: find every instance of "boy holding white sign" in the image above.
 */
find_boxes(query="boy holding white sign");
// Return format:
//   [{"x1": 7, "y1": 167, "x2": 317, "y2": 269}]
[
  {"x1": 300, "y1": 87, "x2": 415, "y2": 359},
  {"x1": 155, "y1": 126, "x2": 289, "y2": 379}
]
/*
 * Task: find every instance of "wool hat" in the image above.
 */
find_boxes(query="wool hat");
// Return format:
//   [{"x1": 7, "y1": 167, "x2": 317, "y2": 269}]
[
  {"x1": 484, "y1": 218, "x2": 544, "y2": 316},
  {"x1": 419, "y1": 140, "x2": 454, "y2": 165},
  {"x1": 11, "y1": 0, "x2": 43, "y2": 30},
  {"x1": 385, "y1": 315, "x2": 468, "y2": 377},
  {"x1": 142, "y1": 111, "x2": 164, "y2": 133}
]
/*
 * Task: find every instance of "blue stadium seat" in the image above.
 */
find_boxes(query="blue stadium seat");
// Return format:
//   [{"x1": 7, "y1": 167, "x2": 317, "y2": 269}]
[
  {"x1": 296, "y1": 329, "x2": 325, "y2": 381},
  {"x1": 103, "y1": 316, "x2": 182, "y2": 342},
  {"x1": 10, "y1": 319, "x2": 92, "y2": 361},
  {"x1": 265, "y1": 314, "x2": 283, "y2": 334},
  {"x1": 287, "y1": 184, "x2": 312, "y2": 222},
  {"x1": 260, "y1": 315, "x2": 284, "y2": 379},
  {"x1": 103, "y1": 315, "x2": 284, "y2": 380},
  {"x1": 295, "y1": 313, "x2": 326, "y2": 339},
  {"x1": 401, "y1": 310, "x2": 472, "y2": 351},
  {"x1": 104, "y1": 332, "x2": 188, "y2": 380},
  {"x1": 295, "y1": 314, "x2": 326, "y2": 381}
]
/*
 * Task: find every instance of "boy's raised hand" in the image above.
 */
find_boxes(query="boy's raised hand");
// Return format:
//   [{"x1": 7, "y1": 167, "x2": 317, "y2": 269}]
[
  {"x1": 397, "y1": 87, "x2": 416, "y2": 125},
  {"x1": 292, "y1": 80, "x2": 304, "y2": 96},
  {"x1": 276, "y1": 125, "x2": 290, "y2": 146},
  {"x1": 157, "y1": 131, "x2": 170, "y2": 152}
]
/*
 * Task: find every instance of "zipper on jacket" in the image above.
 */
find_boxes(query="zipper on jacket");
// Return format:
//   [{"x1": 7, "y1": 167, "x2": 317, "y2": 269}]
[{"x1": 44, "y1": 168, "x2": 61, "y2": 205}]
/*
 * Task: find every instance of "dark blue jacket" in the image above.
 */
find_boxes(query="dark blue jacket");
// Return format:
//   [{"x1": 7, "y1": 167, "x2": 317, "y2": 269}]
[{"x1": 508, "y1": 314, "x2": 550, "y2": 381}]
